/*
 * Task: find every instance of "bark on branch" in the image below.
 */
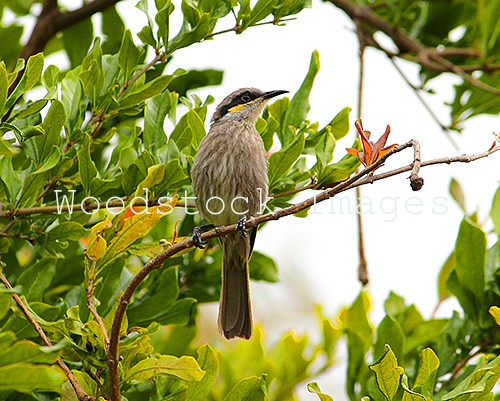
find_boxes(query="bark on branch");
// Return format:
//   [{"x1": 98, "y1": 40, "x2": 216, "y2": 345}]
[
  {"x1": 20, "y1": 0, "x2": 122, "y2": 61},
  {"x1": 106, "y1": 139, "x2": 499, "y2": 401}
]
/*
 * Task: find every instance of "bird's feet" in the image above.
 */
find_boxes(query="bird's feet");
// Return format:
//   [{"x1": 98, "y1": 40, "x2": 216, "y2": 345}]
[
  {"x1": 192, "y1": 224, "x2": 214, "y2": 249},
  {"x1": 235, "y1": 216, "x2": 248, "y2": 238}
]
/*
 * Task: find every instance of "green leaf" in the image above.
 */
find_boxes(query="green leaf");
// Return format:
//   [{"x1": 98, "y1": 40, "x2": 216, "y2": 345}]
[
  {"x1": 42, "y1": 64, "x2": 60, "y2": 89},
  {"x1": 328, "y1": 106, "x2": 351, "y2": 140},
  {"x1": 282, "y1": 50, "x2": 320, "y2": 140},
  {"x1": 16, "y1": 147, "x2": 62, "y2": 207},
  {"x1": 0, "y1": 339, "x2": 61, "y2": 366},
  {"x1": 144, "y1": 91, "x2": 170, "y2": 152},
  {"x1": 243, "y1": 0, "x2": 278, "y2": 28},
  {"x1": 138, "y1": 24, "x2": 157, "y2": 48},
  {"x1": 454, "y1": 217, "x2": 486, "y2": 303},
  {"x1": 0, "y1": 363, "x2": 65, "y2": 393},
  {"x1": 123, "y1": 355, "x2": 204, "y2": 382},
  {"x1": 0, "y1": 25, "x2": 23, "y2": 69},
  {"x1": 224, "y1": 375, "x2": 268, "y2": 401},
  {"x1": 62, "y1": 18, "x2": 94, "y2": 67},
  {"x1": 0, "y1": 156, "x2": 22, "y2": 203},
  {"x1": 341, "y1": 291, "x2": 373, "y2": 400},
  {"x1": 168, "y1": 68, "x2": 224, "y2": 97},
  {"x1": 401, "y1": 374, "x2": 426, "y2": 401},
  {"x1": 78, "y1": 134, "x2": 99, "y2": 195},
  {"x1": 168, "y1": 13, "x2": 213, "y2": 52},
  {"x1": 0, "y1": 63, "x2": 8, "y2": 116},
  {"x1": 155, "y1": 0, "x2": 175, "y2": 47},
  {"x1": 442, "y1": 355, "x2": 500, "y2": 400},
  {"x1": 32, "y1": 98, "x2": 65, "y2": 165},
  {"x1": 118, "y1": 29, "x2": 142, "y2": 81},
  {"x1": 369, "y1": 344, "x2": 404, "y2": 401},
  {"x1": 4, "y1": 53, "x2": 44, "y2": 112},
  {"x1": 268, "y1": 131, "x2": 305, "y2": 188},
  {"x1": 79, "y1": 38, "x2": 104, "y2": 107},
  {"x1": 315, "y1": 129, "x2": 336, "y2": 166},
  {"x1": 479, "y1": 0, "x2": 500, "y2": 55},
  {"x1": 249, "y1": 251, "x2": 279, "y2": 282},
  {"x1": 118, "y1": 74, "x2": 172, "y2": 109},
  {"x1": 48, "y1": 221, "x2": 87, "y2": 242},
  {"x1": 155, "y1": 298, "x2": 196, "y2": 326},
  {"x1": 134, "y1": 163, "x2": 166, "y2": 197},
  {"x1": 152, "y1": 159, "x2": 189, "y2": 194},
  {"x1": 61, "y1": 68, "x2": 84, "y2": 134},
  {"x1": 0, "y1": 138, "x2": 18, "y2": 157},
  {"x1": 102, "y1": 6, "x2": 126, "y2": 54},
  {"x1": 449, "y1": 178, "x2": 466, "y2": 213},
  {"x1": 127, "y1": 267, "x2": 180, "y2": 326},
  {"x1": 186, "y1": 345, "x2": 219, "y2": 401},
  {"x1": 437, "y1": 252, "x2": 454, "y2": 302},
  {"x1": 317, "y1": 150, "x2": 360, "y2": 187},
  {"x1": 491, "y1": 185, "x2": 500, "y2": 235},
  {"x1": 170, "y1": 109, "x2": 206, "y2": 150},
  {"x1": 307, "y1": 382, "x2": 334, "y2": 401},
  {"x1": 412, "y1": 348, "x2": 440, "y2": 398},
  {"x1": 273, "y1": 0, "x2": 311, "y2": 19},
  {"x1": 16, "y1": 259, "x2": 56, "y2": 302},
  {"x1": 374, "y1": 315, "x2": 405, "y2": 361}
]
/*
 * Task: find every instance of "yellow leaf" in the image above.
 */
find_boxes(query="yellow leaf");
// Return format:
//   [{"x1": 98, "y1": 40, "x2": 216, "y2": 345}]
[
  {"x1": 134, "y1": 163, "x2": 166, "y2": 198},
  {"x1": 100, "y1": 203, "x2": 174, "y2": 268},
  {"x1": 489, "y1": 306, "x2": 500, "y2": 326},
  {"x1": 86, "y1": 218, "x2": 112, "y2": 260}
]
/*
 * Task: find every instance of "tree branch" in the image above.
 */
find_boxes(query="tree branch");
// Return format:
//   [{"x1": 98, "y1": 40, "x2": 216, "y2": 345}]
[
  {"x1": 106, "y1": 139, "x2": 499, "y2": 401},
  {"x1": 324, "y1": 0, "x2": 500, "y2": 93},
  {"x1": 20, "y1": 0, "x2": 122, "y2": 61},
  {"x1": 0, "y1": 274, "x2": 95, "y2": 401}
]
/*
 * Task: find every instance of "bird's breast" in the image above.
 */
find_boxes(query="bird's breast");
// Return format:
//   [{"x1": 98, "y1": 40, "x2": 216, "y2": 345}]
[{"x1": 192, "y1": 122, "x2": 268, "y2": 226}]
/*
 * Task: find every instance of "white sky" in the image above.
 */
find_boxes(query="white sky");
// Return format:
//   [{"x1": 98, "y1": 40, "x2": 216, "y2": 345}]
[{"x1": 15, "y1": 0, "x2": 500, "y2": 399}]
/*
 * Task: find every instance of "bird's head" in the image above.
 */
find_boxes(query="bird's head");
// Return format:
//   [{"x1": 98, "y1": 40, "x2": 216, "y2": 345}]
[{"x1": 211, "y1": 87, "x2": 288, "y2": 124}]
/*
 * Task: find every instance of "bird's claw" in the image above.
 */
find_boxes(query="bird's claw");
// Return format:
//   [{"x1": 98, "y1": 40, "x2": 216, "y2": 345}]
[
  {"x1": 235, "y1": 216, "x2": 248, "y2": 238},
  {"x1": 192, "y1": 225, "x2": 213, "y2": 249}
]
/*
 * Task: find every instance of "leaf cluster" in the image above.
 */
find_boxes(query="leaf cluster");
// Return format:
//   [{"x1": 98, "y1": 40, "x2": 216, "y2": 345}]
[
  {"x1": 0, "y1": 1, "x2": 498, "y2": 400},
  {"x1": 346, "y1": 0, "x2": 500, "y2": 129}
]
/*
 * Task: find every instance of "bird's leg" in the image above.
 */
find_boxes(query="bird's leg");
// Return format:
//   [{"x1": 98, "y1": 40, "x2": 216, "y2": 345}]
[
  {"x1": 192, "y1": 224, "x2": 215, "y2": 249},
  {"x1": 235, "y1": 216, "x2": 248, "y2": 238}
]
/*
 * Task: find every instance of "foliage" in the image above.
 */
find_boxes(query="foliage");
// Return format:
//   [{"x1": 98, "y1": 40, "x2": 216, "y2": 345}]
[
  {"x1": 326, "y1": 0, "x2": 500, "y2": 130},
  {"x1": 0, "y1": 0, "x2": 498, "y2": 400}
]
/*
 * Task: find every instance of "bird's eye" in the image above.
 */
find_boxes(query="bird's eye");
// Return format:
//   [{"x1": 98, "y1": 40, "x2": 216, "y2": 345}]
[{"x1": 241, "y1": 93, "x2": 252, "y2": 103}]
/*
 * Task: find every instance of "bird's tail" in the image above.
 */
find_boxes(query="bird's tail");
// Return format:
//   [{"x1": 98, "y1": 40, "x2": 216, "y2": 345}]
[{"x1": 218, "y1": 233, "x2": 252, "y2": 339}]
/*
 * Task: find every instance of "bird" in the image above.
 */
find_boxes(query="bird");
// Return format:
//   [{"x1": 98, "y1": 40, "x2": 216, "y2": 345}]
[{"x1": 191, "y1": 87, "x2": 288, "y2": 339}]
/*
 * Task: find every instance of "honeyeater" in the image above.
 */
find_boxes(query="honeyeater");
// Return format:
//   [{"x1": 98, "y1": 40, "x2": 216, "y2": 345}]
[{"x1": 191, "y1": 88, "x2": 288, "y2": 339}]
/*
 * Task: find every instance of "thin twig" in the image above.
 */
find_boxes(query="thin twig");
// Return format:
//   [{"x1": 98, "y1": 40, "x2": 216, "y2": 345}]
[
  {"x1": 324, "y1": 0, "x2": 500, "y2": 80},
  {"x1": 270, "y1": 183, "x2": 315, "y2": 199},
  {"x1": 0, "y1": 198, "x2": 196, "y2": 219},
  {"x1": 106, "y1": 140, "x2": 499, "y2": 401},
  {"x1": 203, "y1": 17, "x2": 297, "y2": 39},
  {"x1": 385, "y1": 54, "x2": 459, "y2": 149},
  {"x1": 0, "y1": 274, "x2": 95, "y2": 401},
  {"x1": 355, "y1": 18, "x2": 369, "y2": 286},
  {"x1": 86, "y1": 260, "x2": 110, "y2": 348},
  {"x1": 116, "y1": 51, "x2": 164, "y2": 99}
]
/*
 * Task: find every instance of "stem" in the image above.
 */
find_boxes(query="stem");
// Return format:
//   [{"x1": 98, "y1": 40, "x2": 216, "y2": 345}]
[
  {"x1": 1, "y1": 274, "x2": 95, "y2": 401},
  {"x1": 355, "y1": 19, "x2": 369, "y2": 286},
  {"x1": 86, "y1": 260, "x2": 110, "y2": 348}
]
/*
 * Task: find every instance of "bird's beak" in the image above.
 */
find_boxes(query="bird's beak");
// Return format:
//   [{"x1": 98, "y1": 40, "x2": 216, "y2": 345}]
[{"x1": 261, "y1": 90, "x2": 289, "y2": 100}]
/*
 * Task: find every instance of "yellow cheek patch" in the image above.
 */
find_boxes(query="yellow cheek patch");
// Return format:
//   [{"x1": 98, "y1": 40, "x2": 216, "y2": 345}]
[{"x1": 228, "y1": 104, "x2": 246, "y2": 113}]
